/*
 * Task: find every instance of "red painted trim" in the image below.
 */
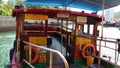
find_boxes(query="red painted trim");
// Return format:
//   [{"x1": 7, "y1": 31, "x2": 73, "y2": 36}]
[{"x1": 12, "y1": 9, "x2": 102, "y2": 18}]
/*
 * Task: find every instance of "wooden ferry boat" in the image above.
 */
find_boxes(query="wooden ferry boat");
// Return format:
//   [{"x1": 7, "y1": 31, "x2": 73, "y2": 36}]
[{"x1": 7, "y1": 0, "x2": 120, "y2": 68}]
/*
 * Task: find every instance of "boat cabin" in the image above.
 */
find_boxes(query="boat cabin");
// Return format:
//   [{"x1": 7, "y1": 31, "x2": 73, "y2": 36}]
[{"x1": 12, "y1": 8, "x2": 102, "y2": 68}]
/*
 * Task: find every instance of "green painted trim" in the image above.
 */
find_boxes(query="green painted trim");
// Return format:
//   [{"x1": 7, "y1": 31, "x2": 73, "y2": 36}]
[
  {"x1": 74, "y1": 60, "x2": 86, "y2": 65},
  {"x1": 74, "y1": 60, "x2": 88, "y2": 68},
  {"x1": 22, "y1": 63, "x2": 47, "y2": 68}
]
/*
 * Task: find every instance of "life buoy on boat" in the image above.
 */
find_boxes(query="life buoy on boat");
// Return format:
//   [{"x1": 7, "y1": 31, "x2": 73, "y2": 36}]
[
  {"x1": 24, "y1": 46, "x2": 39, "y2": 64},
  {"x1": 81, "y1": 44, "x2": 95, "y2": 58}
]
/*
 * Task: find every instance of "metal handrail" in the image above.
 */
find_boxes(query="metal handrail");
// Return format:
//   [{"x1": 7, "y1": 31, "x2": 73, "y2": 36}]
[
  {"x1": 23, "y1": 59, "x2": 35, "y2": 68},
  {"x1": 75, "y1": 35, "x2": 120, "y2": 44},
  {"x1": 23, "y1": 41, "x2": 69, "y2": 68},
  {"x1": 95, "y1": 37, "x2": 120, "y2": 67}
]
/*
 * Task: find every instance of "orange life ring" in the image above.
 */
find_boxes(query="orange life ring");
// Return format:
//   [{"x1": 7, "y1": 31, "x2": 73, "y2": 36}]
[
  {"x1": 24, "y1": 46, "x2": 39, "y2": 64},
  {"x1": 81, "y1": 44, "x2": 95, "y2": 58}
]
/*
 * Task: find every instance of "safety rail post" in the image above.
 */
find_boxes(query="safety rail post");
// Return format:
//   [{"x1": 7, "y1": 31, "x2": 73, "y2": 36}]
[
  {"x1": 50, "y1": 51, "x2": 53, "y2": 68},
  {"x1": 115, "y1": 43, "x2": 117, "y2": 64},
  {"x1": 23, "y1": 41, "x2": 69, "y2": 68},
  {"x1": 104, "y1": 38, "x2": 106, "y2": 47},
  {"x1": 29, "y1": 44, "x2": 32, "y2": 64},
  {"x1": 68, "y1": 35, "x2": 70, "y2": 46}
]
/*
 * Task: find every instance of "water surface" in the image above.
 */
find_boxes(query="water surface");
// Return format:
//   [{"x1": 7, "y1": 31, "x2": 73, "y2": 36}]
[{"x1": 0, "y1": 31, "x2": 15, "y2": 68}]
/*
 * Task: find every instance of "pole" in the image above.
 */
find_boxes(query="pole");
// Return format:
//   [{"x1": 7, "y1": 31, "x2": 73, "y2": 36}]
[
  {"x1": 49, "y1": 52, "x2": 53, "y2": 68},
  {"x1": 61, "y1": 20, "x2": 63, "y2": 53},
  {"x1": 98, "y1": 0, "x2": 104, "y2": 68}
]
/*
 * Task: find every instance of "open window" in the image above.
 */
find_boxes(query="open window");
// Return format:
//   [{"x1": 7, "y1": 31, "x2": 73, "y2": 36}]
[{"x1": 77, "y1": 24, "x2": 94, "y2": 36}]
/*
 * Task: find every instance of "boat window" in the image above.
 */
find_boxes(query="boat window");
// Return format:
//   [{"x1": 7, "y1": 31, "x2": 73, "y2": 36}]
[
  {"x1": 63, "y1": 20, "x2": 67, "y2": 30},
  {"x1": 82, "y1": 24, "x2": 94, "y2": 36},
  {"x1": 58, "y1": 20, "x2": 62, "y2": 28},
  {"x1": 83, "y1": 24, "x2": 88, "y2": 34},
  {"x1": 68, "y1": 21, "x2": 75, "y2": 30},
  {"x1": 89, "y1": 25, "x2": 94, "y2": 35},
  {"x1": 48, "y1": 18, "x2": 58, "y2": 26},
  {"x1": 78, "y1": 25, "x2": 83, "y2": 35},
  {"x1": 57, "y1": 19, "x2": 75, "y2": 32},
  {"x1": 24, "y1": 19, "x2": 45, "y2": 26},
  {"x1": 64, "y1": 20, "x2": 75, "y2": 32}
]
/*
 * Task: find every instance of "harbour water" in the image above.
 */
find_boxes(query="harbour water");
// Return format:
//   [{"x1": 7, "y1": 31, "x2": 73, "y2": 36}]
[
  {"x1": 0, "y1": 27, "x2": 120, "y2": 68},
  {"x1": 0, "y1": 31, "x2": 15, "y2": 68},
  {"x1": 97, "y1": 26, "x2": 120, "y2": 65}
]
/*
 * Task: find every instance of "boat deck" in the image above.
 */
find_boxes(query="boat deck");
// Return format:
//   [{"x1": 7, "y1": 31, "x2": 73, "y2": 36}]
[
  {"x1": 47, "y1": 37, "x2": 88, "y2": 68},
  {"x1": 47, "y1": 37, "x2": 66, "y2": 65},
  {"x1": 10, "y1": 37, "x2": 88, "y2": 68}
]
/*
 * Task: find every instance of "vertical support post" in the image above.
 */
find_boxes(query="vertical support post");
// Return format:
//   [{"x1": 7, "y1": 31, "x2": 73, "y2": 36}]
[
  {"x1": 45, "y1": 20, "x2": 48, "y2": 36},
  {"x1": 61, "y1": 20, "x2": 63, "y2": 53},
  {"x1": 98, "y1": 0, "x2": 105, "y2": 68},
  {"x1": 68, "y1": 35, "x2": 70, "y2": 46},
  {"x1": 58, "y1": 19, "x2": 60, "y2": 28},
  {"x1": 87, "y1": 24, "x2": 90, "y2": 34},
  {"x1": 105, "y1": 38, "x2": 106, "y2": 47},
  {"x1": 115, "y1": 43, "x2": 117, "y2": 64},
  {"x1": 72, "y1": 20, "x2": 75, "y2": 42},
  {"x1": 93, "y1": 24, "x2": 98, "y2": 46},
  {"x1": 17, "y1": 39, "x2": 20, "y2": 53},
  {"x1": 93, "y1": 24, "x2": 98, "y2": 36},
  {"x1": 81, "y1": 25, "x2": 84, "y2": 34},
  {"x1": 66, "y1": 20, "x2": 69, "y2": 57},
  {"x1": 49, "y1": 52, "x2": 53, "y2": 68},
  {"x1": 29, "y1": 45, "x2": 31, "y2": 63},
  {"x1": 79, "y1": 25, "x2": 83, "y2": 50},
  {"x1": 72, "y1": 20, "x2": 74, "y2": 30},
  {"x1": 66, "y1": 20, "x2": 68, "y2": 32}
]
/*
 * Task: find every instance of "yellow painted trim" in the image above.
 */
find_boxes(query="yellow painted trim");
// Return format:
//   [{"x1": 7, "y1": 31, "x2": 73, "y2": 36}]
[{"x1": 25, "y1": 14, "x2": 48, "y2": 20}]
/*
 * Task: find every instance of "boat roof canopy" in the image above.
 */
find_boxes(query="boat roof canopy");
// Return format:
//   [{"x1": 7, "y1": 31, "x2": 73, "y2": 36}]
[{"x1": 22, "y1": 0, "x2": 120, "y2": 11}]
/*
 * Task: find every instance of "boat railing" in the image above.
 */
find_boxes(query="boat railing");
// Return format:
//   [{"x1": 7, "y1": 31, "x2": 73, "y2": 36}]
[
  {"x1": 97, "y1": 37, "x2": 120, "y2": 64},
  {"x1": 23, "y1": 59, "x2": 35, "y2": 68},
  {"x1": 76, "y1": 35, "x2": 120, "y2": 44},
  {"x1": 76, "y1": 35, "x2": 120, "y2": 67},
  {"x1": 22, "y1": 40, "x2": 69, "y2": 68}
]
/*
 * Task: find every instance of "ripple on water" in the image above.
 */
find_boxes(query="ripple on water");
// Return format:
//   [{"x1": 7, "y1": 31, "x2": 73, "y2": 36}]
[{"x1": 0, "y1": 31, "x2": 15, "y2": 68}]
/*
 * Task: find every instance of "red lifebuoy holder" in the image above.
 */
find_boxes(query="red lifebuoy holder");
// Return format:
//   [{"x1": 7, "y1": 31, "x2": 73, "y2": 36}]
[
  {"x1": 81, "y1": 44, "x2": 95, "y2": 58},
  {"x1": 24, "y1": 46, "x2": 39, "y2": 64}
]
